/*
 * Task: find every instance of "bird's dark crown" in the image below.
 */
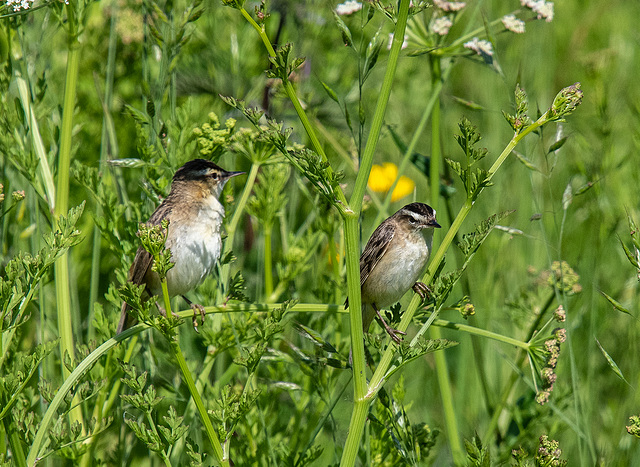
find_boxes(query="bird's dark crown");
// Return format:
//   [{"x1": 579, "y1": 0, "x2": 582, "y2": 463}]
[
  {"x1": 173, "y1": 159, "x2": 227, "y2": 183},
  {"x1": 395, "y1": 202, "x2": 440, "y2": 228}
]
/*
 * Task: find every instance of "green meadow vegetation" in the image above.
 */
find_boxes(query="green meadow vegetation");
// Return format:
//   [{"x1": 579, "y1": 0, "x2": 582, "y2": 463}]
[{"x1": 1, "y1": 0, "x2": 639, "y2": 465}]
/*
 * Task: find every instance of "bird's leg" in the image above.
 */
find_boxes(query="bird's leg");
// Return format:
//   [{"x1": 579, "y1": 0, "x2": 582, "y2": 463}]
[
  {"x1": 412, "y1": 282, "x2": 432, "y2": 301},
  {"x1": 373, "y1": 304, "x2": 406, "y2": 344},
  {"x1": 156, "y1": 301, "x2": 181, "y2": 320},
  {"x1": 182, "y1": 296, "x2": 206, "y2": 332}
]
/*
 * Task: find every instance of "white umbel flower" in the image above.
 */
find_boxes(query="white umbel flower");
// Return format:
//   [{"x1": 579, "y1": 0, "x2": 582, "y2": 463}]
[
  {"x1": 502, "y1": 14, "x2": 526, "y2": 33},
  {"x1": 336, "y1": 1, "x2": 362, "y2": 15}
]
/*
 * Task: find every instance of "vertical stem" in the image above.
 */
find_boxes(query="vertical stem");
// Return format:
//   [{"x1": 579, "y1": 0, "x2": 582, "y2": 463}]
[
  {"x1": 348, "y1": 0, "x2": 410, "y2": 214},
  {"x1": 54, "y1": 28, "x2": 83, "y2": 426},
  {"x1": 428, "y1": 56, "x2": 464, "y2": 465},
  {"x1": 340, "y1": 2, "x2": 411, "y2": 465},
  {"x1": 3, "y1": 417, "x2": 27, "y2": 467},
  {"x1": 88, "y1": 6, "x2": 119, "y2": 341},
  {"x1": 264, "y1": 224, "x2": 273, "y2": 298}
]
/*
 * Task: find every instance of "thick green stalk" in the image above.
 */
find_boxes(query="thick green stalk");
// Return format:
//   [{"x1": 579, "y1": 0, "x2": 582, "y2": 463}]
[
  {"x1": 340, "y1": 2, "x2": 411, "y2": 465},
  {"x1": 3, "y1": 417, "x2": 27, "y2": 467},
  {"x1": 348, "y1": 0, "x2": 410, "y2": 214},
  {"x1": 54, "y1": 26, "x2": 83, "y2": 428}
]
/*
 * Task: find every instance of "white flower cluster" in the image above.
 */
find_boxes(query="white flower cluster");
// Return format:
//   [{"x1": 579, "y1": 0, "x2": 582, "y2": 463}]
[
  {"x1": 521, "y1": 0, "x2": 554, "y2": 22},
  {"x1": 433, "y1": 0, "x2": 466, "y2": 12},
  {"x1": 463, "y1": 37, "x2": 493, "y2": 57},
  {"x1": 501, "y1": 14, "x2": 526, "y2": 33},
  {"x1": 335, "y1": 0, "x2": 362, "y2": 16},
  {"x1": 432, "y1": 16, "x2": 453, "y2": 36},
  {"x1": 6, "y1": 0, "x2": 34, "y2": 11}
]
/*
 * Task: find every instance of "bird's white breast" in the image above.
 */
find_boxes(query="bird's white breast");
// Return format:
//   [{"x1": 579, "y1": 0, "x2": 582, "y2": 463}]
[
  {"x1": 362, "y1": 230, "x2": 432, "y2": 308},
  {"x1": 162, "y1": 197, "x2": 225, "y2": 297}
]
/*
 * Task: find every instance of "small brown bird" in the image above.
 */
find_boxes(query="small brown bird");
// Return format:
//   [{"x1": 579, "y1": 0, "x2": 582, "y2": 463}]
[
  {"x1": 116, "y1": 159, "x2": 244, "y2": 334},
  {"x1": 350, "y1": 202, "x2": 441, "y2": 343}
]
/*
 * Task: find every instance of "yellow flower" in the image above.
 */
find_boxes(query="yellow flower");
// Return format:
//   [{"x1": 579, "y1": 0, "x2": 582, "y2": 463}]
[{"x1": 367, "y1": 162, "x2": 415, "y2": 202}]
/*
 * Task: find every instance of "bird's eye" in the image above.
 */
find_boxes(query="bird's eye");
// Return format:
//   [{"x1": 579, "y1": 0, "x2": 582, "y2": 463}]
[
  {"x1": 212, "y1": 172, "x2": 218, "y2": 180},
  {"x1": 408, "y1": 217, "x2": 417, "y2": 225}
]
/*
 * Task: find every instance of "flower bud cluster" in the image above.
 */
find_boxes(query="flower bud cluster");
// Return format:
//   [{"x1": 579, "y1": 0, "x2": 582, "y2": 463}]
[
  {"x1": 535, "y1": 435, "x2": 567, "y2": 466},
  {"x1": 536, "y1": 327, "x2": 566, "y2": 405}
]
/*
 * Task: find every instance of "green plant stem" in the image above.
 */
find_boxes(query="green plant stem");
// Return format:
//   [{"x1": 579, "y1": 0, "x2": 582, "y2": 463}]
[
  {"x1": 340, "y1": 3, "x2": 411, "y2": 465},
  {"x1": 54, "y1": 31, "x2": 83, "y2": 431},
  {"x1": 3, "y1": 417, "x2": 27, "y2": 467},
  {"x1": 159, "y1": 276, "x2": 226, "y2": 466},
  {"x1": 144, "y1": 410, "x2": 172, "y2": 467},
  {"x1": 432, "y1": 319, "x2": 529, "y2": 350},
  {"x1": 264, "y1": 224, "x2": 273, "y2": 298},
  {"x1": 170, "y1": 352, "x2": 216, "y2": 465},
  {"x1": 348, "y1": 1, "x2": 409, "y2": 214},
  {"x1": 218, "y1": 162, "x2": 259, "y2": 290},
  {"x1": 88, "y1": 7, "x2": 118, "y2": 342},
  {"x1": 170, "y1": 339, "x2": 227, "y2": 466},
  {"x1": 238, "y1": 7, "x2": 348, "y2": 210},
  {"x1": 425, "y1": 55, "x2": 465, "y2": 465},
  {"x1": 367, "y1": 108, "x2": 551, "y2": 410}
]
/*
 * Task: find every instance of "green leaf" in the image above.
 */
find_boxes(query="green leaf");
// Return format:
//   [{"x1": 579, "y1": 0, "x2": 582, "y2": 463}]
[
  {"x1": 618, "y1": 235, "x2": 640, "y2": 270},
  {"x1": 548, "y1": 136, "x2": 568, "y2": 153},
  {"x1": 600, "y1": 291, "x2": 634, "y2": 317},
  {"x1": 595, "y1": 338, "x2": 631, "y2": 386},
  {"x1": 320, "y1": 80, "x2": 339, "y2": 103}
]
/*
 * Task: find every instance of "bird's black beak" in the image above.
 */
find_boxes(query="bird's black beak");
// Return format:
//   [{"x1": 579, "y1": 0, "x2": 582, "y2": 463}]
[
  {"x1": 431, "y1": 220, "x2": 442, "y2": 228},
  {"x1": 223, "y1": 171, "x2": 245, "y2": 180}
]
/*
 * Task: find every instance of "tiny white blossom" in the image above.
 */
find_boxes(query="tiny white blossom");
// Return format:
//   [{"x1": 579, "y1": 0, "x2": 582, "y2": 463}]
[
  {"x1": 502, "y1": 14, "x2": 526, "y2": 33},
  {"x1": 521, "y1": 0, "x2": 554, "y2": 22},
  {"x1": 387, "y1": 33, "x2": 409, "y2": 50},
  {"x1": 433, "y1": 0, "x2": 466, "y2": 12},
  {"x1": 432, "y1": 16, "x2": 453, "y2": 36},
  {"x1": 335, "y1": 1, "x2": 362, "y2": 15},
  {"x1": 464, "y1": 37, "x2": 493, "y2": 57},
  {"x1": 6, "y1": 0, "x2": 34, "y2": 11}
]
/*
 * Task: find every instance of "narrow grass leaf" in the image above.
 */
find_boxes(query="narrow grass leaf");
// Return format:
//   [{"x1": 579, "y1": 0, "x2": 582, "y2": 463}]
[
  {"x1": 295, "y1": 323, "x2": 339, "y2": 354},
  {"x1": 513, "y1": 150, "x2": 542, "y2": 173}
]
